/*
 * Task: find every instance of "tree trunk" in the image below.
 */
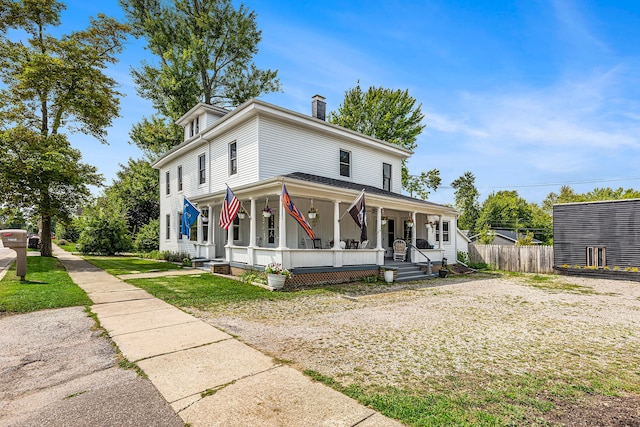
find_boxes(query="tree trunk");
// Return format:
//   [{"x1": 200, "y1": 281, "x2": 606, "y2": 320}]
[{"x1": 40, "y1": 214, "x2": 53, "y2": 257}]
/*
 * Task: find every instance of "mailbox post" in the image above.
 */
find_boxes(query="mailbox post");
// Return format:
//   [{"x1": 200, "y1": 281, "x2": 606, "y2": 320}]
[{"x1": 1, "y1": 229, "x2": 28, "y2": 281}]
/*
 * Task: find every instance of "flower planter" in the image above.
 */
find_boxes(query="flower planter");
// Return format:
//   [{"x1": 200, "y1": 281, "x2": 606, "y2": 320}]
[
  {"x1": 262, "y1": 212, "x2": 272, "y2": 218},
  {"x1": 238, "y1": 212, "x2": 246, "y2": 219},
  {"x1": 267, "y1": 273, "x2": 286, "y2": 289},
  {"x1": 406, "y1": 222, "x2": 414, "y2": 228},
  {"x1": 384, "y1": 270, "x2": 394, "y2": 283},
  {"x1": 438, "y1": 269, "x2": 449, "y2": 278},
  {"x1": 554, "y1": 267, "x2": 640, "y2": 282},
  {"x1": 308, "y1": 212, "x2": 317, "y2": 219}
]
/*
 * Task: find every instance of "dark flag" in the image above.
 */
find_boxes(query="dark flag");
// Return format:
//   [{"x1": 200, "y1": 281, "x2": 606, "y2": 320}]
[
  {"x1": 281, "y1": 183, "x2": 315, "y2": 239},
  {"x1": 219, "y1": 185, "x2": 240, "y2": 230},
  {"x1": 348, "y1": 190, "x2": 367, "y2": 242},
  {"x1": 181, "y1": 197, "x2": 200, "y2": 238}
]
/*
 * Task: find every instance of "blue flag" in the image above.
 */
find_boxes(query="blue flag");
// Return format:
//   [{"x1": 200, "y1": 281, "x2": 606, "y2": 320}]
[{"x1": 181, "y1": 197, "x2": 200, "y2": 239}]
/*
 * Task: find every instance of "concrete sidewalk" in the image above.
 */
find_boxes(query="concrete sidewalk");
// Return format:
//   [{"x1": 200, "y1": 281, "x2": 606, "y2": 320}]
[{"x1": 53, "y1": 245, "x2": 402, "y2": 426}]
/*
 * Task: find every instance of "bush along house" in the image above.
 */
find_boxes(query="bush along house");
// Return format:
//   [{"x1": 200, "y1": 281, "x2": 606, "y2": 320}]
[
  {"x1": 554, "y1": 199, "x2": 640, "y2": 281},
  {"x1": 152, "y1": 95, "x2": 460, "y2": 287}
]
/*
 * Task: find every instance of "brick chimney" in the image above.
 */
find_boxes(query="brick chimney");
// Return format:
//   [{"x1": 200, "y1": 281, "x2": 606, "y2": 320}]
[{"x1": 311, "y1": 95, "x2": 326, "y2": 121}]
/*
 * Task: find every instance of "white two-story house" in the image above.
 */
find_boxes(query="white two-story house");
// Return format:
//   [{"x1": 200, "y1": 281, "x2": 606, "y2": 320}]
[{"x1": 152, "y1": 95, "x2": 460, "y2": 285}]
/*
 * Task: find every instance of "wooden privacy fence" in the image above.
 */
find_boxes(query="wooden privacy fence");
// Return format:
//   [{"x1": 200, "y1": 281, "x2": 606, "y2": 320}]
[{"x1": 469, "y1": 244, "x2": 554, "y2": 274}]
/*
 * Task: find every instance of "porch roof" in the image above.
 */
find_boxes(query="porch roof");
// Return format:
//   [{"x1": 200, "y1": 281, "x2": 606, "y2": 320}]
[{"x1": 191, "y1": 172, "x2": 458, "y2": 216}]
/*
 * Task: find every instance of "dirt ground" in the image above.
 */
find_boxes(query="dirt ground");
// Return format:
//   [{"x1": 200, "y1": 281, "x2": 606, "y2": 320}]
[{"x1": 189, "y1": 273, "x2": 640, "y2": 426}]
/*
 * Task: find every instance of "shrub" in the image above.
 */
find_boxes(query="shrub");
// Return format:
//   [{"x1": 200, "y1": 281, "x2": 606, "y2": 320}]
[
  {"x1": 57, "y1": 239, "x2": 68, "y2": 246},
  {"x1": 457, "y1": 251, "x2": 469, "y2": 264},
  {"x1": 56, "y1": 221, "x2": 81, "y2": 242},
  {"x1": 134, "y1": 219, "x2": 159, "y2": 252},
  {"x1": 468, "y1": 261, "x2": 489, "y2": 270},
  {"x1": 161, "y1": 251, "x2": 191, "y2": 263},
  {"x1": 78, "y1": 213, "x2": 132, "y2": 255}
]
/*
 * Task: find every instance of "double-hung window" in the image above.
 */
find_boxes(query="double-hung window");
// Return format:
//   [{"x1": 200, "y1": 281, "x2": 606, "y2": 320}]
[
  {"x1": 177, "y1": 166, "x2": 183, "y2": 192},
  {"x1": 340, "y1": 149, "x2": 351, "y2": 177},
  {"x1": 383, "y1": 163, "x2": 391, "y2": 191},
  {"x1": 177, "y1": 211, "x2": 182, "y2": 240},
  {"x1": 229, "y1": 141, "x2": 237, "y2": 175},
  {"x1": 436, "y1": 221, "x2": 450, "y2": 243},
  {"x1": 165, "y1": 214, "x2": 170, "y2": 239},
  {"x1": 165, "y1": 171, "x2": 170, "y2": 195},
  {"x1": 198, "y1": 154, "x2": 206, "y2": 185},
  {"x1": 586, "y1": 247, "x2": 606, "y2": 267},
  {"x1": 195, "y1": 117, "x2": 199, "y2": 134}
]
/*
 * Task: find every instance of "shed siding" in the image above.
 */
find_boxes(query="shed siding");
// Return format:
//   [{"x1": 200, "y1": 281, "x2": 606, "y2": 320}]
[
  {"x1": 553, "y1": 200, "x2": 640, "y2": 267},
  {"x1": 258, "y1": 117, "x2": 404, "y2": 194}
]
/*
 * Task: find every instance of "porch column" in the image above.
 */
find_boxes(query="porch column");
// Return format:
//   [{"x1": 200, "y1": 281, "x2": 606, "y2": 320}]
[
  {"x1": 247, "y1": 198, "x2": 256, "y2": 266},
  {"x1": 249, "y1": 198, "x2": 256, "y2": 247},
  {"x1": 278, "y1": 191, "x2": 287, "y2": 249},
  {"x1": 225, "y1": 218, "x2": 233, "y2": 261},
  {"x1": 376, "y1": 206, "x2": 383, "y2": 250},
  {"x1": 333, "y1": 200, "x2": 343, "y2": 267},
  {"x1": 207, "y1": 204, "x2": 213, "y2": 259},
  {"x1": 411, "y1": 211, "x2": 417, "y2": 248},
  {"x1": 333, "y1": 200, "x2": 341, "y2": 249}
]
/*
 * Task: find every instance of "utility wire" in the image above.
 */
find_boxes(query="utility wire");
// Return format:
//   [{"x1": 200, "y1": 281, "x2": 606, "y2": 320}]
[{"x1": 439, "y1": 176, "x2": 640, "y2": 190}]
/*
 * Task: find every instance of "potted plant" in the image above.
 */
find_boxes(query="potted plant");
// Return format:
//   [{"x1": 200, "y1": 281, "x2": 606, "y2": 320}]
[
  {"x1": 262, "y1": 206, "x2": 273, "y2": 218},
  {"x1": 381, "y1": 268, "x2": 394, "y2": 283},
  {"x1": 238, "y1": 208, "x2": 247, "y2": 219},
  {"x1": 308, "y1": 206, "x2": 318, "y2": 219},
  {"x1": 381, "y1": 216, "x2": 388, "y2": 226},
  {"x1": 406, "y1": 218, "x2": 414, "y2": 228},
  {"x1": 265, "y1": 262, "x2": 290, "y2": 289}
]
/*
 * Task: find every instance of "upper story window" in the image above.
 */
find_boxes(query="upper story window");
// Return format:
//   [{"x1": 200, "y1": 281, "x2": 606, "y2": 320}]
[
  {"x1": 177, "y1": 165, "x2": 183, "y2": 192},
  {"x1": 165, "y1": 171, "x2": 170, "y2": 195},
  {"x1": 340, "y1": 149, "x2": 351, "y2": 177},
  {"x1": 189, "y1": 121, "x2": 194, "y2": 137},
  {"x1": 198, "y1": 154, "x2": 206, "y2": 185},
  {"x1": 383, "y1": 163, "x2": 391, "y2": 191},
  {"x1": 229, "y1": 141, "x2": 237, "y2": 175},
  {"x1": 195, "y1": 117, "x2": 200, "y2": 134}
]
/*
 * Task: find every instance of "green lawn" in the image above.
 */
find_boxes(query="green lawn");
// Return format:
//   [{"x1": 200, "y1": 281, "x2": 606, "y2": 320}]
[
  {"x1": 53, "y1": 238, "x2": 78, "y2": 253},
  {"x1": 0, "y1": 256, "x2": 91, "y2": 313},
  {"x1": 127, "y1": 274, "x2": 326, "y2": 310},
  {"x1": 83, "y1": 256, "x2": 184, "y2": 276}
]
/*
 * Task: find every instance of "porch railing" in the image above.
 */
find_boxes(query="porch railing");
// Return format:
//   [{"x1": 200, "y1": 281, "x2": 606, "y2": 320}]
[{"x1": 407, "y1": 242, "x2": 432, "y2": 275}]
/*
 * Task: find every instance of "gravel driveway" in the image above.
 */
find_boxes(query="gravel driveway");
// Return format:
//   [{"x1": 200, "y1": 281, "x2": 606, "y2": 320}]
[{"x1": 189, "y1": 273, "x2": 640, "y2": 425}]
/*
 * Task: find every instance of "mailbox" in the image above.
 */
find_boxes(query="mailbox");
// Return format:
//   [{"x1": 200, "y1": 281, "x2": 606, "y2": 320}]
[{"x1": 0, "y1": 229, "x2": 27, "y2": 280}]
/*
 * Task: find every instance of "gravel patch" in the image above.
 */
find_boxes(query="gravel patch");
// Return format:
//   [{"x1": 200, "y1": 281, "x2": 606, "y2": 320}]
[{"x1": 188, "y1": 274, "x2": 640, "y2": 422}]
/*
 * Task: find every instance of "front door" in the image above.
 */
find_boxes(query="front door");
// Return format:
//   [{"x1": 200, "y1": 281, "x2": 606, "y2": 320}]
[{"x1": 386, "y1": 219, "x2": 395, "y2": 256}]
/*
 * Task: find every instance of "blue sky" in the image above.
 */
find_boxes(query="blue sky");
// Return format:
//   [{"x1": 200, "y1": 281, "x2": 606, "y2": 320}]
[{"x1": 55, "y1": 0, "x2": 640, "y2": 205}]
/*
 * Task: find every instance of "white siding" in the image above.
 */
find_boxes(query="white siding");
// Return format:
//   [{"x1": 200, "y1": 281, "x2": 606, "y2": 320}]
[
  {"x1": 258, "y1": 117, "x2": 404, "y2": 193},
  {"x1": 208, "y1": 119, "x2": 259, "y2": 193}
]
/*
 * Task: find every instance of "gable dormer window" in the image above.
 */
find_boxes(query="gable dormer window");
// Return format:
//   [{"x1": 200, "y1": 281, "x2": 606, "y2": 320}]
[
  {"x1": 195, "y1": 117, "x2": 200, "y2": 134},
  {"x1": 340, "y1": 149, "x2": 351, "y2": 177},
  {"x1": 189, "y1": 121, "x2": 194, "y2": 137}
]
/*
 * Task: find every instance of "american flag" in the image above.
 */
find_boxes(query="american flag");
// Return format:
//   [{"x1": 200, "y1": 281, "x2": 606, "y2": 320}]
[
  {"x1": 219, "y1": 185, "x2": 240, "y2": 230},
  {"x1": 281, "y1": 183, "x2": 315, "y2": 239}
]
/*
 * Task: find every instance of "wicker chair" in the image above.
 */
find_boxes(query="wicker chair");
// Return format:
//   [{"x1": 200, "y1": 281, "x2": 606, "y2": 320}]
[{"x1": 393, "y1": 239, "x2": 407, "y2": 261}]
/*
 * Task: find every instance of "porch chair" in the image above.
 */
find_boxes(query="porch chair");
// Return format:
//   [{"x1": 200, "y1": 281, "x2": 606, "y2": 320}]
[
  {"x1": 393, "y1": 239, "x2": 407, "y2": 261},
  {"x1": 360, "y1": 240, "x2": 369, "y2": 249}
]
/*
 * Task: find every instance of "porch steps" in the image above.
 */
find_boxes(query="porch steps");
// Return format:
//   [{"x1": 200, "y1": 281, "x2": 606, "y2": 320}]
[{"x1": 388, "y1": 261, "x2": 435, "y2": 282}]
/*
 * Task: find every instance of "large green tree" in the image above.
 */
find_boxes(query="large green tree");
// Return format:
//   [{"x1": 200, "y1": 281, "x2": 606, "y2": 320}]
[
  {"x1": 120, "y1": 0, "x2": 281, "y2": 157},
  {"x1": 543, "y1": 185, "x2": 640, "y2": 214},
  {"x1": 475, "y1": 190, "x2": 532, "y2": 231},
  {"x1": 102, "y1": 158, "x2": 160, "y2": 235},
  {"x1": 330, "y1": 83, "x2": 438, "y2": 199},
  {"x1": 451, "y1": 171, "x2": 480, "y2": 232},
  {"x1": 0, "y1": 0, "x2": 128, "y2": 256}
]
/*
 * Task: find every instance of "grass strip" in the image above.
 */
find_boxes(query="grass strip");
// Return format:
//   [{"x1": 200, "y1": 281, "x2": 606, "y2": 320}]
[
  {"x1": 83, "y1": 256, "x2": 183, "y2": 276},
  {"x1": 126, "y1": 274, "x2": 326, "y2": 309},
  {"x1": 0, "y1": 256, "x2": 91, "y2": 313}
]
